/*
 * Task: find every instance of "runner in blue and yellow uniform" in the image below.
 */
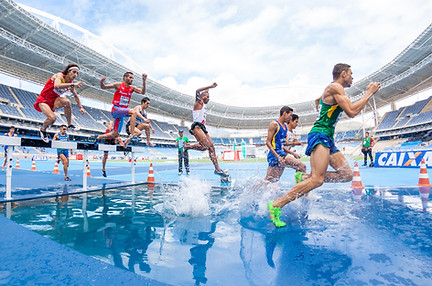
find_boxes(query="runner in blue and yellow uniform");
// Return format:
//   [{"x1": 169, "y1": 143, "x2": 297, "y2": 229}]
[
  {"x1": 53, "y1": 125, "x2": 71, "y2": 181},
  {"x1": 268, "y1": 63, "x2": 381, "y2": 227},
  {"x1": 264, "y1": 106, "x2": 306, "y2": 183}
]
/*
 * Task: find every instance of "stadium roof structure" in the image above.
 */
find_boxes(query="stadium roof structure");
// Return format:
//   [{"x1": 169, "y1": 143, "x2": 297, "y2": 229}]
[{"x1": 0, "y1": 0, "x2": 432, "y2": 129}]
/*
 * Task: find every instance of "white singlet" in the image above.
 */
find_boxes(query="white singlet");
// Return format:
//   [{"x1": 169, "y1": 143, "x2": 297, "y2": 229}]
[{"x1": 193, "y1": 103, "x2": 207, "y2": 124}]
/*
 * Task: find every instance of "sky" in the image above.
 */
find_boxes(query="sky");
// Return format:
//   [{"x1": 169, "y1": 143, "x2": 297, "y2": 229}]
[{"x1": 12, "y1": 0, "x2": 432, "y2": 111}]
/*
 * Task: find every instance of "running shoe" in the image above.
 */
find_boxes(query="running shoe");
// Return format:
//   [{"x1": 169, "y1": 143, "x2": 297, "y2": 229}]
[
  {"x1": 294, "y1": 171, "x2": 304, "y2": 184},
  {"x1": 267, "y1": 201, "x2": 286, "y2": 228},
  {"x1": 102, "y1": 170, "x2": 107, "y2": 177},
  {"x1": 64, "y1": 177, "x2": 71, "y2": 181},
  {"x1": 178, "y1": 171, "x2": 183, "y2": 175},
  {"x1": 369, "y1": 162, "x2": 374, "y2": 167},
  {"x1": 214, "y1": 169, "x2": 230, "y2": 177},
  {"x1": 39, "y1": 128, "x2": 49, "y2": 143},
  {"x1": 186, "y1": 170, "x2": 190, "y2": 175}
]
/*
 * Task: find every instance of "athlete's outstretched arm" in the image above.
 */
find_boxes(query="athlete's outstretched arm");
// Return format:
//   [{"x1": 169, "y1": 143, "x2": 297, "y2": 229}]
[
  {"x1": 196, "y1": 82, "x2": 217, "y2": 99},
  {"x1": 333, "y1": 82, "x2": 380, "y2": 118},
  {"x1": 100, "y1": 77, "x2": 122, "y2": 90},
  {"x1": 132, "y1": 73, "x2": 147, "y2": 94}
]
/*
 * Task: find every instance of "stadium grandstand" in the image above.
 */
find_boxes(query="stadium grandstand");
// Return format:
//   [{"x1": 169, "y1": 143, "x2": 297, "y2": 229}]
[{"x1": 0, "y1": 0, "x2": 432, "y2": 156}]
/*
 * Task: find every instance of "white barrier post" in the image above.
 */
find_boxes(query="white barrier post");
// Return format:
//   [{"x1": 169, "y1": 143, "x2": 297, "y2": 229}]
[
  {"x1": 1, "y1": 136, "x2": 21, "y2": 200},
  {"x1": 83, "y1": 150, "x2": 88, "y2": 191},
  {"x1": 131, "y1": 151, "x2": 135, "y2": 184},
  {"x1": 5, "y1": 147, "x2": 13, "y2": 200}
]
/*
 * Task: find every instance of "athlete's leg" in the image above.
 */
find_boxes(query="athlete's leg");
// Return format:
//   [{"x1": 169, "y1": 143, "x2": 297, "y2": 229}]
[
  {"x1": 97, "y1": 130, "x2": 119, "y2": 140},
  {"x1": 185, "y1": 127, "x2": 208, "y2": 151},
  {"x1": 127, "y1": 109, "x2": 137, "y2": 137},
  {"x1": 133, "y1": 126, "x2": 142, "y2": 137},
  {"x1": 59, "y1": 153, "x2": 68, "y2": 178},
  {"x1": 204, "y1": 133, "x2": 222, "y2": 171},
  {"x1": 283, "y1": 156, "x2": 306, "y2": 173},
  {"x1": 264, "y1": 166, "x2": 284, "y2": 183},
  {"x1": 272, "y1": 144, "x2": 330, "y2": 208},
  {"x1": 102, "y1": 151, "x2": 108, "y2": 172},
  {"x1": 53, "y1": 97, "x2": 72, "y2": 126},
  {"x1": 2, "y1": 150, "x2": 6, "y2": 171},
  {"x1": 325, "y1": 151, "x2": 353, "y2": 183},
  {"x1": 38, "y1": 103, "x2": 57, "y2": 130}
]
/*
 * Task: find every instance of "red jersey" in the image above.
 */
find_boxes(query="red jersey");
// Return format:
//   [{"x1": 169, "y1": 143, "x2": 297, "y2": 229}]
[
  {"x1": 34, "y1": 74, "x2": 71, "y2": 112},
  {"x1": 112, "y1": 83, "x2": 133, "y2": 108}
]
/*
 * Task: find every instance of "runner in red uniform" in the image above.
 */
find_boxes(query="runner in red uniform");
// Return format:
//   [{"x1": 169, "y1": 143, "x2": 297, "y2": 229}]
[
  {"x1": 95, "y1": 72, "x2": 147, "y2": 144},
  {"x1": 34, "y1": 63, "x2": 85, "y2": 143}
]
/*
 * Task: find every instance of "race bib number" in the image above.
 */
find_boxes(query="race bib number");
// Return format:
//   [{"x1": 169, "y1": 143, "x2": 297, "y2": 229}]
[{"x1": 119, "y1": 96, "x2": 130, "y2": 106}]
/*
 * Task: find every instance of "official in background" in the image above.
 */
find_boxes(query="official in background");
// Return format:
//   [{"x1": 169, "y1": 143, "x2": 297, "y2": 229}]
[{"x1": 175, "y1": 129, "x2": 190, "y2": 175}]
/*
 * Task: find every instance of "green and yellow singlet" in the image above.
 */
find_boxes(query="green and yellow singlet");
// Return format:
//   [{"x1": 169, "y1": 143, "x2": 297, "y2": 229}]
[{"x1": 309, "y1": 99, "x2": 343, "y2": 139}]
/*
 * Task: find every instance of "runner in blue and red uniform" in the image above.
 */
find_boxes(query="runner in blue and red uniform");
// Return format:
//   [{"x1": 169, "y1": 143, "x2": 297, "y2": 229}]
[{"x1": 95, "y1": 72, "x2": 147, "y2": 145}]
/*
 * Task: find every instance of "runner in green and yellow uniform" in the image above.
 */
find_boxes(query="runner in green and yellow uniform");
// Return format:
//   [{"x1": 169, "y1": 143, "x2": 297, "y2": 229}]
[{"x1": 268, "y1": 63, "x2": 381, "y2": 228}]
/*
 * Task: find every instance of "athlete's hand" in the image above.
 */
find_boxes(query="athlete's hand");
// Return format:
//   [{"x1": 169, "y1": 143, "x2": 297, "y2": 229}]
[
  {"x1": 212, "y1": 82, "x2": 217, "y2": 88},
  {"x1": 79, "y1": 107, "x2": 86, "y2": 114},
  {"x1": 75, "y1": 81, "x2": 84, "y2": 88},
  {"x1": 366, "y1": 82, "x2": 380, "y2": 96},
  {"x1": 100, "y1": 77, "x2": 106, "y2": 83},
  {"x1": 151, "y1": 128, "x2": 155, "y2": 133},
  {"x1": 142, "y1": 73, "x2": 147, "y2": 81}
]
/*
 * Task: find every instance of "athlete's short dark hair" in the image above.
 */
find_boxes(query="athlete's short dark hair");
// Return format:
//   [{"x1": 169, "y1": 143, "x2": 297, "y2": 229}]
[
  {"x1": 332, "y1": 63, "x2": 351, "y2": 80},
  {"x1": 291, "y1": 114, "x2": 299, "y2": 121},
  {"x1": 280, "y1": 106, "x2": 293, "y2": 116},
  {"x1": 123, "y1": 72, "x2": 133, "y2": 78},
  {"x1": 141, "y1": 97, "x2": 150, "y2": 104}
]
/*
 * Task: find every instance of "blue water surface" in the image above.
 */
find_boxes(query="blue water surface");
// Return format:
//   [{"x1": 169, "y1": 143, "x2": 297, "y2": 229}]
[{"x1": 2, "y1": 174, "x2": 432, "y2": 285}]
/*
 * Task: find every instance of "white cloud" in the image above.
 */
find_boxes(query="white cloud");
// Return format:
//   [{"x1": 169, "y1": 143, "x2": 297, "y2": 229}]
[{"x1": 17, "y1": 0, "x2": 432, "y2": 109}]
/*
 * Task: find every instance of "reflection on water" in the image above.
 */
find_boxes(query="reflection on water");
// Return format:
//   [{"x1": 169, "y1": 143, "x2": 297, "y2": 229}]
[{"x1": 1, "y1": 180, "x2": 432, "y2": 285}]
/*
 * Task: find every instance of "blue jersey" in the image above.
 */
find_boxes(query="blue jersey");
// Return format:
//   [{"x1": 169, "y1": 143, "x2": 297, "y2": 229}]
[
  {"x1": 56, "y1": 132, "x2": 69, "y2": 158},
  {"x1": 267, "y1": 120, "x2": 288, "y2": 166},
  {"x1": 57, "y1": 132, "x2": 68, "y2": 150}
]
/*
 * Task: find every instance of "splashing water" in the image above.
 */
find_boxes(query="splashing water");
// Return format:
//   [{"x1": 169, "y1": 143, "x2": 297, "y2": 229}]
[{"x1": 157, "y1": 176, "x2": 212, "y2": 217}]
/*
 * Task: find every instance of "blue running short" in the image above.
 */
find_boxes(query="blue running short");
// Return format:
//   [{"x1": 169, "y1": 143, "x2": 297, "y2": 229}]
[
  {"x1": 57, "y1": 149, "x2": 69, "y2": 158},
  {"x1": 305, "y1": 132, "x2": 339, "y2": 156},
  {"x1": 267, "y1": 150, "x2": 287, "y2": 167}
]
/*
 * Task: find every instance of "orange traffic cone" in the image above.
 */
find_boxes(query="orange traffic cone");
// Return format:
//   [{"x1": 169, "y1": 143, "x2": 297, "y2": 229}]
[
  {"x1": 417, "y1": 158, "x2": 431, "y2": 186},
  {"x1": 53, "y1": 159, "x2": 60, "y2": 174},
  {"x1": 351, "y1": 161, "x2": 364, "y2": 189},
  {"x1": 146, "y1": 163, "x2": 156, "y2": 184},
  {"x1": 31, "y1": 159, "x2": 36, "y2": 171},
  {"x1": 15, "y1": 158, "x2": 20, "y2": 169},
  {"x1": 86, "y1": 163, "x2": 91, "y2": 177}
]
